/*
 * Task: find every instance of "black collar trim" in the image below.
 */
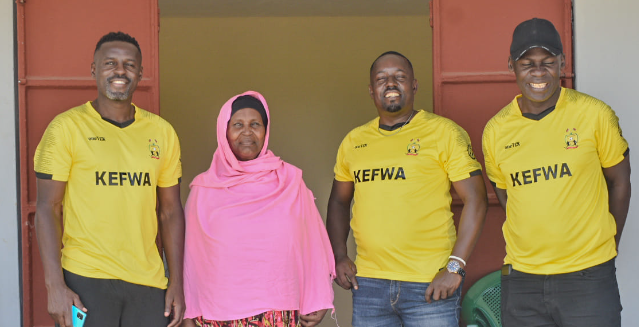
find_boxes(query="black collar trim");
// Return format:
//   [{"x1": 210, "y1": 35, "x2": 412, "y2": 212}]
[
  {"x1": 102, "y1": 117, "x2": 135, "y2": 128},
  {"x1": 522, "y1": 105, "x2": 556, "y2": 121},
  {"x1": 379, "y1": 121, "x2": 411, "y2": 131}
]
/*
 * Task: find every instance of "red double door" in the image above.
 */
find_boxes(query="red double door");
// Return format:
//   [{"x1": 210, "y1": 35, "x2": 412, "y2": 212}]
[{"x1": 17, "y1": 0, "x2": 572, "y2": 325}]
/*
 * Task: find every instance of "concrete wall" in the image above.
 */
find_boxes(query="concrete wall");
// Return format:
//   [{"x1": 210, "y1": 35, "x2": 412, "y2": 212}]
[
  {"x1": 159, "y1": 15, "x2": 432, "y2": 327},
  {"x1": 574, "y1": 0, "x2": 639, "y2": 325},
  {"x1": 0, "y1": 1, "x2": 21, "y2": 326}
]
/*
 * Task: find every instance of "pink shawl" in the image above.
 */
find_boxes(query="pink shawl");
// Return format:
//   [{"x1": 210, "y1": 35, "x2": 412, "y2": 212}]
[{"x1": 183, "y1": 91, "x2": 335, "y2": 321}]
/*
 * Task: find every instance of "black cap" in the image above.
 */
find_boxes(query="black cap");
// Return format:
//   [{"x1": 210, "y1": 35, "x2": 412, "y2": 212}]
[
  {"x1": 231, "y1": 95, "x2": 268, "y2": 128},
  {"x1": 510, "y1": 18, "x2": 563, "y2": 61}
]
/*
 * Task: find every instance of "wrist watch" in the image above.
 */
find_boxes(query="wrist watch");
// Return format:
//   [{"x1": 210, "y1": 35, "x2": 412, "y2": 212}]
[{"x1": 447, "y1": 260, "x2": 466, "y2": 278}]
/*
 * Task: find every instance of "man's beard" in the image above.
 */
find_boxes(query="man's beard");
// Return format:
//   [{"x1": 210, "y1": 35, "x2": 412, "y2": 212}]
[
  {"x1": 382, "y1": 87, "x2": 403, "y2": 112},
  {"x1": 106, "y1": 88, "x2": 131, "y2": 101},
  {"x1": 106, "y1": 75, "x2": 132, "y2": 101},
  {"x1": 384, "y1": 103, "x2": 402, "y2": 113}
]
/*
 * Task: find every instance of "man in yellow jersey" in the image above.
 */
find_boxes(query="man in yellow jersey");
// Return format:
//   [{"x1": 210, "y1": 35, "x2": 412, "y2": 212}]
[
  {"x1": 34, "y1": 32, "x2": 185, "y2": 327},
  {"x1": 327, "y1": 51, "x2": 488, "y2": 326},
  {"x1": 483, "y1": 18, "x2": 631, "y2": 327}
]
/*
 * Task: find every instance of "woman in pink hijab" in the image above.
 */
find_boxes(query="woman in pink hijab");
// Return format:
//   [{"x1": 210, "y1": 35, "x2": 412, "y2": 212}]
[{"x1": 182, "y1": 91, "x2": 335, "y2": 327}]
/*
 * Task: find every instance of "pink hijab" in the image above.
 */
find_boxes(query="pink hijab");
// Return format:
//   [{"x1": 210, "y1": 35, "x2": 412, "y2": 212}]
[{"x1": 183, "y1": 91, "x2": 335, "y2": 321}]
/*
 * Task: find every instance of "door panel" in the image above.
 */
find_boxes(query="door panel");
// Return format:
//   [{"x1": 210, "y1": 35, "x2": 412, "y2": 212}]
[
  {"x1": 430, "y1": 0, "x2": 574, "y2": 299},
  {"x1": 17, "y1": 1, "x2": 160, "y2": 326}
]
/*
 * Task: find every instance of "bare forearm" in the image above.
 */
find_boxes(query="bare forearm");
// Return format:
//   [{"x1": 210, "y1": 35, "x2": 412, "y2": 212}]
[
  {"x1": 159, "y1": 210, "x2": 185, "y2": 284},
  {"x1": 451, "y1": 198, "x2": 487, "y2": 262},
  {"x1": 36, "y1": 179, "x2": 86, "y2": 324},
  {"x1": 327, "y1": 179, "x2": 356, "y2": 290},
  {"x1": 35, "y1": 207, "x2": 65, "y2": 288},
  {"x1": 159, "y1": 195, "x2": 186, "y2": 327},
  {"x1": 157, "y1": 184, "x2": 186, "y2": 286},
  {"x1": 608, "y1": 181, "x2": 631, "y2": 245},
  {"x1": 326, "y1": 202, "x2": 351, "y2": 259},
  {"x1": 602, "y1": 155, "x2": 631, "y2": 248},
  {"x1": 451, "y1": 175, "x2": 488, "y2": 263}
]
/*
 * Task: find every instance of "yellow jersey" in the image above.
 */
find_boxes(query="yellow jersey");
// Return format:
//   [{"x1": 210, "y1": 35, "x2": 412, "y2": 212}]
[
  {"x1": 483, "y1": 88, "x2": 627, "y2": 274},
  {"x1": 335, "y1": 110, "x2": 481, "y2": 282},
  {"x1": 34, "y1": 102, "x2": 182, "y2": 289}
]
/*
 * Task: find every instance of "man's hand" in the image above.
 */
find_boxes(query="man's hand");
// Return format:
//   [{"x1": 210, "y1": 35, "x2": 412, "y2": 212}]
[
  {"x1": 164, "y1": 282, "x2": 185, "y2": 327},
  {"x1": 424, "y1": 269, "x2": 462, "y2": 303},
  {"x1": 326, "y1": 180, "x2": 356, "y2": 290},
  {"x1": 46, "y1": 282, "x2": 86, "y2": 327},
  {"x1": 157, "y1": 184, "x2": 185, "y2": 327},
  {"x1": 35, "y1": 179, "x2": 79, "y2": 326},
  {"x1": 334, "y1": 256, "x2": 358, "y2": 290},
  {"x1": 300, "y1": 309, "x2": 328, "y2": 327}
]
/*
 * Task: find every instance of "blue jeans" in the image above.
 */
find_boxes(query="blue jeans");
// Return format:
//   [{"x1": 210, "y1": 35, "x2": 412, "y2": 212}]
[{"x1": 352, "y1": 276, "x2": 462, "y2": 327}]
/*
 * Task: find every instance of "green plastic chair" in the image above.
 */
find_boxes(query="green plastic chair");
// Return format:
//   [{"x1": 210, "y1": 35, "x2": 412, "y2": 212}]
[{"x1": 461, "y1": 270, "x2": 502, "y2": 327}]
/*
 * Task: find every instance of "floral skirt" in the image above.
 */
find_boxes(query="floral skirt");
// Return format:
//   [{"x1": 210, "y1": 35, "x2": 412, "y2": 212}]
[{"x1": 195, "y1": 310, "x2": 301, "y2": 327}]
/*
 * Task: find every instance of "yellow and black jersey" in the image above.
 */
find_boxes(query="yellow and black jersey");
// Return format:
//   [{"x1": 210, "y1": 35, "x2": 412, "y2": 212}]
[
  {"x1": 483, "y1": 88, "x2": 628, "y2": 275},
  {"x1": 334, "y1": 110, "x2": 481, "y2": 282},
  {"x1": 34, "y1": 102, "x2": 182, "y2": 289}
]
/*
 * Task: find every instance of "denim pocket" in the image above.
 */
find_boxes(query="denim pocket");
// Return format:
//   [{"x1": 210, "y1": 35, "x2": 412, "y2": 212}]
[{"x1": 578, "y1": 259, "x2": 616, "y2": 280}]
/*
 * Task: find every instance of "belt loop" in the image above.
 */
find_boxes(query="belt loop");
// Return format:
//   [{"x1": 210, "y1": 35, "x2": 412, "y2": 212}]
[{"x1": 501, "y1": 264, "x2": 513, "y2": 276}]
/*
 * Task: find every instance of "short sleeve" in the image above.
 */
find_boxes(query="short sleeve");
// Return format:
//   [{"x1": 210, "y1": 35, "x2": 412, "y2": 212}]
[
  {"x1": 596, "y1": 105, "x2": 628, "y2": 168},
  {"x1": 157, "y1": 124, "x2": 182, "y2": 187},
  {"x1": 333, "y1": 137, "x2": 353, "y2": 182},
  {"x1": 482, "y1": 121, "x2": 507, "y2": 189},
  {"x1": 443, "y1": 122, "x2": 482, "y2": 182},
  {"x1": 34, "y1": 117, "x2": 72, "y2": 181}
]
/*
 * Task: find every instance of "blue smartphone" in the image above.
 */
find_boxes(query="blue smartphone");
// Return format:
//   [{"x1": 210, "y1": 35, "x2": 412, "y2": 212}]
[{"x1": 72, "y1": 305, "x2": 87, "y2": 327}]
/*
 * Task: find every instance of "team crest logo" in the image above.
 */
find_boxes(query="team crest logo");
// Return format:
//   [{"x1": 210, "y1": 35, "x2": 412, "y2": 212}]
[
  {"x1": 467, "y1": 144, "x2": 476, "y2": 160},
  {"x1": 406, "y1": 138, "x2": 420, "y2": 156},
  {"x1": 565, "y1": 128, "x2": 579, "y2": 149},
  {"x1": 149, "y1": 139, "x2": 160, "y2": 159}
]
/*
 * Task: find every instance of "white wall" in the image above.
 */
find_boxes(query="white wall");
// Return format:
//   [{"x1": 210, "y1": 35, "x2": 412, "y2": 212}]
[
  {"x1": 574, "y1": 0, "x2": 639, "y2": 324},
  {"x1": 0, "y1": 1, "x2": 20, "y2": 326}
]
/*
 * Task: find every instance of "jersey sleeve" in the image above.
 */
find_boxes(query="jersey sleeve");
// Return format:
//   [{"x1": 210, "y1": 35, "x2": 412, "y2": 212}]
[
  {"x1": 333, "y1": 136, "x2": 353, "y2": 182},
  {"x1": 34, "y1": 117, "x2": 72, "y2": 182},
  {"x1": 443, "y1": 122, "x2": 482, "y2": 182},
  {"x1": 596, "y1": 104, "x2": 628, "y2": 168},
  {"x1": 482, "y1": 121, "x2": 507, "y2": 189},
  {"x1": 157, "y1": 124, "x2": 182, "y2": 187}
]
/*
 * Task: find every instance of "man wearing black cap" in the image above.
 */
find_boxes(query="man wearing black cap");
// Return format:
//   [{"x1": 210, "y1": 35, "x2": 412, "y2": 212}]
[{"x1": 482, "y1": 18, "x2": 630, "y2": 326}]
